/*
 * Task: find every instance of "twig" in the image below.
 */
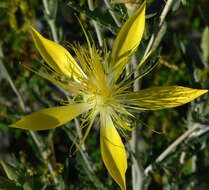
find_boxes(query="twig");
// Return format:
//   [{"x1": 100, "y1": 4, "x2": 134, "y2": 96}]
[
  {"x1": 104, "y1": 0, "x2": 121, "y2": 27},
  {"x1": 42, "y1": 0, "x2": 50, "y2": 15},
  {"x1": 87, "y1": 0, "x2": 104, "y2": 47},
  {"x1": 143, "y1": 0, "x2": 175, "y2": 58},
  {"x1": 130, "y1": 56, "x2": 144, "y2": 190},
  {"x1": 144, "y1": 123, "x2": 199, "y2": 175},
  {"x1": 159, "y1": 0, "x2": 174, "y2": 26}
]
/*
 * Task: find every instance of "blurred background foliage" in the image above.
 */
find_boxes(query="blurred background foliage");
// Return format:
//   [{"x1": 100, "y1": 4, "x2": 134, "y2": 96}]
[{"x1": 0, "y1": 0, "x2": 209, "y2": 189}]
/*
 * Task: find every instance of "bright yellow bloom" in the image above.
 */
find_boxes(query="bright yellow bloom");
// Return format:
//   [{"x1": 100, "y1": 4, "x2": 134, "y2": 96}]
[{"x1": 11, "y1": 2, "x2": 207, "y2": 190}]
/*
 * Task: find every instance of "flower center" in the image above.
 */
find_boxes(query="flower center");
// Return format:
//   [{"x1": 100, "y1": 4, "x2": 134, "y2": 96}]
[
  {"x1": 95, "y1": 94, "x2": 105, "y2": 107},
  {"x1": 87, "y1": 89, "x2": 110, "y2": 113}
]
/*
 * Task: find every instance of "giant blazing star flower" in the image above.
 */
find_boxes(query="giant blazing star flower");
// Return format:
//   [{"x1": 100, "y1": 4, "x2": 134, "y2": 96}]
[{"x1": 11, "y1": 2, "x2": 207, "y2": 189}]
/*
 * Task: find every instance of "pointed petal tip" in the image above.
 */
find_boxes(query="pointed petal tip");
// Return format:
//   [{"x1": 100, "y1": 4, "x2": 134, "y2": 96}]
[
  {"x1": 100, "y1": 113, "x2": 127, "y2": 190},
  {"x1": 200, "y1": 89, "x2": 208, "y2": 94},
  {"x1": 29, "y1": 25, "x2": 84, "y2": 80},
  {"x1": 124, "y1": 86, "x2": 208, "y2": 110},
  {"x1": 10, "y1": 103, "x2": 91, "y2": 131},
  {"x1": 29, "y1": 25, "x2": 35, "y2": 32},
  {"x1": 111, "y1": 0, "x2": 146, "y2": 70},
  {"x1": 29, "y1": 26, "x2": 40, "y2": 38}
]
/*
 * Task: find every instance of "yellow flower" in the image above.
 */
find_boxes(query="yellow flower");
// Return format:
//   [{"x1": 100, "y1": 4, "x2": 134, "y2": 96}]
[{"x1": 11, "y1": 2, "x2": 207, "y2": 190}]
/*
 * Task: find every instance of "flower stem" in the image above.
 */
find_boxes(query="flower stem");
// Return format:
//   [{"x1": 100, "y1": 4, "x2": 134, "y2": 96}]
[{"x1": 130, "y1": 55, "x2": 144, "y2": 190}]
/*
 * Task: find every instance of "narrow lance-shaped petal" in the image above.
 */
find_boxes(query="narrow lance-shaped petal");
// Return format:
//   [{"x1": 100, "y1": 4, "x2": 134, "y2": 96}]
[
  {"x1": 11, "y1": 103, "x2": 92, "y2": 130},
  {"x1": 30, "y1": 27, "x2": 84, "y2": 79},
  {"x1": 111, "y1": 1, "x2": 146, "y2": 67},
  {"x1": 120, "y1": 86, "x2": 208, "y2": 110},
  {"x1": 100, "y1": 111, "x2": 127, "y2": 190}
]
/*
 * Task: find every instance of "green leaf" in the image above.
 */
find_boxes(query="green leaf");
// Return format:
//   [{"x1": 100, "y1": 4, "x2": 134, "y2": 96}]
[
  {"x1": 181, "y1": 157, "x2": 196, "y2": 175},
  {"x1": 0, "y1": 158, "x2": 21, "y2": 181},
  {"x1": 0, "y1": 176, "x2": 23, "y2": 190},
  {"x1": 67, "y1": 1, "x2": 118, "y2": 35},
  {"x1": 201, "y1": 27, "x2": 209, "y2": 62}
]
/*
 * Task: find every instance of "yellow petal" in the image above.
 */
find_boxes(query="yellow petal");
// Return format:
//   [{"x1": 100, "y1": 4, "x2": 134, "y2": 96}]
[
  {"x1": 11, "y1": 103, "x2": 91, "y2": 130},
  {"x1": 111, "y1": 1, "x2": 146, "y2": 65},
  {"x1": 100, "y1": 112, "x2": 127, "y2": 190},
  {"x1": 121, "y1": 86, "x2": 208, "y2": 110},
  {"x1": 30, "y1": 27, "x2": 84, "y2": 79}
]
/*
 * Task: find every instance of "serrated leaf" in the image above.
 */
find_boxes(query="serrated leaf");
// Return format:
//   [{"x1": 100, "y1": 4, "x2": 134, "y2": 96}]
[{"x1": 67, "y1": 1, "x2": 118, "y2": 34}]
